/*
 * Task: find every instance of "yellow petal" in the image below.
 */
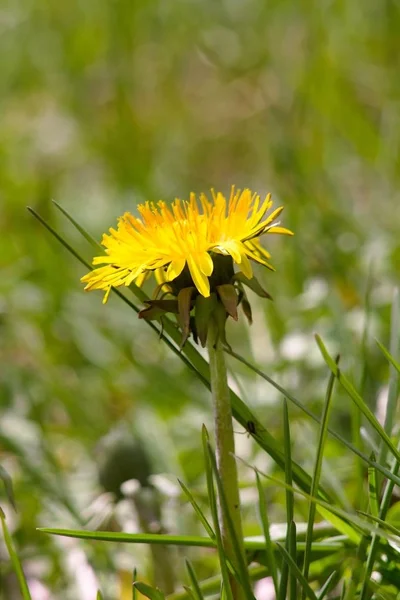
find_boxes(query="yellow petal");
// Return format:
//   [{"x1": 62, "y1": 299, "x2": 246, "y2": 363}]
[
  {"x1": 197, "y1": 251, "x2": 214, "y2": 276},
  {"x1": 239, "y1": 252, "x2": 253, "y2": 279},
  {"x1": 167, "y1": 258, "x2": 186, "y2": 281},
  {"x1": 187, "y1": 256, "x2": 210, "y2": 297},
  {"x1": 267, "y1": 226, "x2": 294, "y2": 235}
]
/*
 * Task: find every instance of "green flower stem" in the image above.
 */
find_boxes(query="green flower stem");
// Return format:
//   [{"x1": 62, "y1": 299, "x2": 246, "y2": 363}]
[{"x1": 207, "y1": 319, "x2": 246, "y2": 600}]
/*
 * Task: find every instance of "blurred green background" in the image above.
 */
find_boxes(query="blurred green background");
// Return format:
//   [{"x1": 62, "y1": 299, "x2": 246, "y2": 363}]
[{"x1": 1, "y1": 1, "x2": 400, "y2": 598}]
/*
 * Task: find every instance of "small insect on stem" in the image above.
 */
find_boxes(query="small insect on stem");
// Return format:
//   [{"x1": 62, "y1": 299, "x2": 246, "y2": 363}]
[{"x1": 235, "y1": 420, "x2": 257, "y2": 437}]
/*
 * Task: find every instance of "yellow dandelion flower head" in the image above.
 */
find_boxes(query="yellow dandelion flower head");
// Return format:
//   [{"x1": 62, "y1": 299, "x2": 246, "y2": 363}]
[{"x1": 81, "y1": 187, "x2": 293, "y2": 303}]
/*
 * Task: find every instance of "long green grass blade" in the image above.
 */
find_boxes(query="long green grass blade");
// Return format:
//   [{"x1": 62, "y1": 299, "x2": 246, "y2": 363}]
[
  {"x1": 241, "y1": 464, "x2": 400, "y2": 545},
  {"x1": 255, "y1": 471, "x2": 279, "y2": 596},
  {"x1": 52, "y1": 200, "x2": 103, "y2": 250},
  {"x1": 367, "y1": 454, "x2": 379, "y2": 519},
  {"x1": 302, "y1": 357, "x2": 338, "y2": 595},
  {"x1": 356, "y1": 510, "x2": 400, "y2": 537},
  {"x1": 226, "y1": 348, "x2": 400, "y2": 490},
  {"x1": 316, "y1": 571, "x2": 338, "y2": 599},
  {"x1": 315, "y1": 335, "x2": 400, "y2": 464},
  {"x1": 185, "y1": 560, "x2": 205, "y2": 600},
  {"x1": 0, "y1": 508, "x2": 32, "y2": 600},
  {"x1": 178, "y1": 479, "x2": 215, "y2": 540},
  {"x1": 283, "y1": 399, "x2": 294, "y2": 525},
  {"x1": 288, "y1": 521, "x2": 298, "y2": 600},
  {"x1": 276, "y1": 541, "x2": 318, "y2": 600},
  {"x1": 376, "y1": 339, "x2": 400, "y2": 374},
  {"x1": 39, "y1": 529, "x2": 216, "y2": 547}
]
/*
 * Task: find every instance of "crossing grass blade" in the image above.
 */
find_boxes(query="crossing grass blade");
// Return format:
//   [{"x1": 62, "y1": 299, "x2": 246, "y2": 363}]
[
  {"x1": 276, "y1": 541, "x2": 318, "y2": 600},
  {"x1": 52, "y1": 200, "x2": 103, "y2": 250},
  {"x1": 302, "y1": 357, "x2": 338, "y2": 597},
  {"x1": 367, "y1": 454, "x2": 379, "y2": 519},
  {"x1": 226, "y1": 347, "x2": 400, "y2": 490},
  {"x1": 167, "y1": 566, "x2": 270, "y2": 600},
  {"x1": 28, "y1": 205, "x2": 323, "y2": 499},
  {"x1": 316, "y1": 571, "x2": 338, "y2": 599},
  {"x1": 185, "y1": 560, "x2": 205, "y2": 600},
  {"x1": 288, "y1": 521, "x2": 298, "y2": 600},
  {"x1": 0, "y1": 507, "x2": 32, "y2": 600},
  {"x1": 315, "y1": 335, "x2": 400, "y2": 465},
  {"x1": 238, "y1": 462, "x2": 400, "y2": 545},
  {"x1": 178, "y1": 479, "x2": 215, "y2": 540},
  {"x1": 356, "y1": 511, "x2": 400, "y2": 537},
  {"x1": 255, "y1": 471, "x2": 279, "y2": 596}
]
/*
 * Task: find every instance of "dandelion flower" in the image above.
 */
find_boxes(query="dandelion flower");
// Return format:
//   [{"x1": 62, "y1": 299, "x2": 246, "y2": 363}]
[
  {"x1": 82, "y1": 188, "x2": 291, "y2": 297},
  {"x1": 81, "y1": 187, "x2": 292, "y2": 345}
]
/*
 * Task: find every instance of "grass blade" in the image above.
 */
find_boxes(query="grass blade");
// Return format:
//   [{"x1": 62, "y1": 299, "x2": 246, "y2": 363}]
[
  {"x1": 226, "y1": 348, "x2": 400, "y2": 491},
  {"x1": 367, "y1": 453, "x2": 379, "y2": 519},
  {"x1": 178, "y1": 479, "x2": 215, "y2": 540},
  {"x1": 315, "y1": 335, "x2": 400, "y2": 465},
  {"x1": 185, "y1": 560, "x2": 205, "y2": 600},
  {"x1": 255, "y1": 471, "x2": 279, "y2": 596},
  {"x1": 52, "y1": 200, "x2": 103, "y2": 250},
  {"x1": 288, "y1": 521, "x2": 298, "y2": 600},
  {"x1": 302, "y1": 357, "x2": 339, "y2": 594},
  {"x1": 316, "y1": 571, "x2": 338, "y2": 599},
  {"x1": 276, "y1": 541, "x2": 318, "y2": 600},
  {"x1": 0, "y1": 508, "x2": 32, "y2": 600}
]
